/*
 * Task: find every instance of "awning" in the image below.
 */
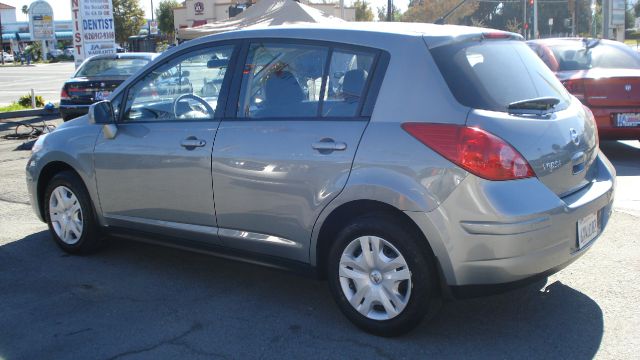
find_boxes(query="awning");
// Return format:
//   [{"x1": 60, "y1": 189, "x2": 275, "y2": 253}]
[{"x1": 1, "y1": 31, "x2": 73, "y2": 41}]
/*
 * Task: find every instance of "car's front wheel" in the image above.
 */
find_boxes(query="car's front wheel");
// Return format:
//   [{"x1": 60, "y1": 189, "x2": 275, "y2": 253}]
[
  {"x1": 44, "y1": 171, "x2": 103, "y2": 254},
  {"x1": 327, "y1": 214, "x2": 440, "y2": 336}
]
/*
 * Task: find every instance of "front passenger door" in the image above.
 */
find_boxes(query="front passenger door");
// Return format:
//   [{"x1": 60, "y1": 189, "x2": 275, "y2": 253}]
[{"x1": 93, "y1": 44, "x2": 236, "y2": 243}]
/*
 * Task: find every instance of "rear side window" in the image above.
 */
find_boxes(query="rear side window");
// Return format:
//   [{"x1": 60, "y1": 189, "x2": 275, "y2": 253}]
[
  {"x1": 237, "y1": 42, "x2": 377, "y2": 119},
  {"x1": 431, "y1": 41, "x2": 571, "y2": 112},
  {"x1": 323, "y1": 50, "x2": 375, "y2": 117},
  {"x1": 238, "y1": 43, "x2": 328, "y2": 118},
  {"x1": 76, "y1": 58, "x2": 150, "y2": 77}
]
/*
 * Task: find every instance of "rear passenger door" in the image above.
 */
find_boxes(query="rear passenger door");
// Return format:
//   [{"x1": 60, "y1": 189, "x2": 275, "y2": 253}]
[{"x1": 211, "y1": 41, "x2": 384, "y2": 261}]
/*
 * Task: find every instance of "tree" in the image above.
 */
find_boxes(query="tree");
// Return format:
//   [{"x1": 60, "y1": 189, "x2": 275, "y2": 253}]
[
  {"x1": 156, "y1": 0, "x2": 179, "y2": 36},
  {"x1": 626, "y1": 0, "x2": 636, "y2": 29},
  {"x1": 112, "y1": 0, "x2": 147, "y2": 45},
  {"x1": 354, "y1": 0, "x2": 374, "y2": 21},
  {"x1": 21, "y1": 5, "x2": 28, "y2": 15}
]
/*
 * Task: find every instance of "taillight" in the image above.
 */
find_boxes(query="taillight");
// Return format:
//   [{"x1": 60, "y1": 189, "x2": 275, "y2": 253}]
[
  {"x1": 402, "y1": 123, "x2": 535, "y2": 181},
  {"x1": 583, "y1": 105, "x2": 599, "y2": 147},
  {"x1": 482, "y1": 32, "x2": 512, "y2": 39},
  {"x1": 60, "y1": 87, "x2": 70, "y2": 100},
  {"x1": 562, "y1": 79, "x2": 585, "y2": 102}
]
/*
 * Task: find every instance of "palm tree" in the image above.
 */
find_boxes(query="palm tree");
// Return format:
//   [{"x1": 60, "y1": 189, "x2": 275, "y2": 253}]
[{"x1": 21, "y1": 5, "x2": 29, "y2": 15}]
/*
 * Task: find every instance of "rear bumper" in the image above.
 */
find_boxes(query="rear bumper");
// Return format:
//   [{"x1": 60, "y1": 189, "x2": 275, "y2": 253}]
[
  {"x1": 591, "y1": 106, "x2": 640, "y2": 139},
  {"x1": 59, "y1": 104, "x2": 90, "y2": 120},
  {"x1": 405, "y1": 151, "x2": 616, "y2": 290}
]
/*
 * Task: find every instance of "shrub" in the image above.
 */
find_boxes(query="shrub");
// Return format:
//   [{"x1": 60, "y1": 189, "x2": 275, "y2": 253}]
[{"x1": 17, "y1": 94, "x2": 45, "y2": 108}]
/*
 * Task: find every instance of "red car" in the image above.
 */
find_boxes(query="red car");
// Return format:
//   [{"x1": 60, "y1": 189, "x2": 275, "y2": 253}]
[{"x1": 527, "y1": 38, "x2": 640, "y2": 140}]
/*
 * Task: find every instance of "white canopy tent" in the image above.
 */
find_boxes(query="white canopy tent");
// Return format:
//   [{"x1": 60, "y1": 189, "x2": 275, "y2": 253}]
[{"x1": 176, "y1": 0, "x2": 345, "y2": 41}]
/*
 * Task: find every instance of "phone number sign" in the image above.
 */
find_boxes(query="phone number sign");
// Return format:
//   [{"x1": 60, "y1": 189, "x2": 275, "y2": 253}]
[{"x1": 71, "y1": 0, "x2": 117, "y2": 67}]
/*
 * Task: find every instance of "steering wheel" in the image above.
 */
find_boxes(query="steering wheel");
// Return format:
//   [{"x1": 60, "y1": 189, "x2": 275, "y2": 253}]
[{"x1": 173, "y1": 93, "x2": 215, "y2": 119}]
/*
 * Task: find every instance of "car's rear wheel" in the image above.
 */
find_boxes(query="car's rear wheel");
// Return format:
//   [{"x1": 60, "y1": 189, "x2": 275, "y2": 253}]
[
  {"x1": 327, "y1": 214, "x2": 439, "y2": 336},
  {"x1": 44, "y1": 171, "x2": 103, "y2": 254}
]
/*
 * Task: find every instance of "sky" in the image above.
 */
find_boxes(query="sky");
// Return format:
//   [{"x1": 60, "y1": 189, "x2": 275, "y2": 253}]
[{"x1": 1, "y1": 0, "x2": 409, "y2": 22}]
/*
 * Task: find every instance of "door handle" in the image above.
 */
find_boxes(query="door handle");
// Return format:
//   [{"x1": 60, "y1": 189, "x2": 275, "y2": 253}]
[
  {"x1": 312, "y1": 138, "x2": 347, "y2": 154},
  {"x1": 180, "y1": 137, "x2": 206, "y2": 149}
]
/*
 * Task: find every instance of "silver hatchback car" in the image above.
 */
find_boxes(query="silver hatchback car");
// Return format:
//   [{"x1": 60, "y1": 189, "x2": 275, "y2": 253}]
[{"x1": 27, "y1": 23, "x2": 615, "y2": 336}]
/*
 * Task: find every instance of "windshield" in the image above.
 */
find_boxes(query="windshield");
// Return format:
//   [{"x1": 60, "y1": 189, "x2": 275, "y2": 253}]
[
  {"x1": 76, "y1": 57, "x2": 150, "y2": 77},
  {"x1": 430, "y1": 40, "x2": 571, "y2": 113},
  {"x1": 550, "y1": 42, "x2": 640, "y2": 71}
]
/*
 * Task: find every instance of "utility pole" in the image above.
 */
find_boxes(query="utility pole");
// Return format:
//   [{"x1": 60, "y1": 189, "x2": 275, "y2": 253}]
[
  {"x1": 387, "y1": 0, "x2": 393, "y2": 21},
  {"x1": 533, "y1": 0, "x2": 538, "y2": 39},
  {"x1": 0, "y1": 12, "x2": 4, "y2": 65},
  {"x1": 602, "y1": 0, "x2": 610, "y2": 39},
  {"x1": 523, "y1": 0, "x2": 527, "y2": 39}
]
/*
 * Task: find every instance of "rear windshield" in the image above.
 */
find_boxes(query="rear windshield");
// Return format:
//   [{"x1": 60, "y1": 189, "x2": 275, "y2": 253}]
[
  {"x1": 430, "y1": 40, "x2": 571, "y2": 112},
  {"x1": 550, "y1": 42, "x2": 640, "y2": 71},
  {"x1": 76, "y1": 57, "x2": 150, "y2": 77}
]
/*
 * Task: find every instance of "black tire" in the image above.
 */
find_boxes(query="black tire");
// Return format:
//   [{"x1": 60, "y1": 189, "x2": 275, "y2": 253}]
[
  {"x1": 327, "y1": 213, "x2": 440, "y2": 336},
  {"x1": 44, "y1": 171, "x2": 104, "y2": 254}
]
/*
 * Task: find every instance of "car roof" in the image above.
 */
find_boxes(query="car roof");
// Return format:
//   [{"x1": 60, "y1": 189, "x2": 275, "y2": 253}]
[
  {"x1": 86, "y1": 52, "x2": 158, "y2": 61},
  {"x1": 192, "y1": 21, "x2": 486, "y2": 39},
  {"x1": 162, "y1": 22, "x2": 510, "y2": 62},
  {"x1": 527, "y1": 38, "x2": 623, "y2": 48}
]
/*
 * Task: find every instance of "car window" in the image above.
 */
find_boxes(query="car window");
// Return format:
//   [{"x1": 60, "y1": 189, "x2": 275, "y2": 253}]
[
  {"x1": 76, "y1": 58, "x2": 150, "y2": 77},
  {"x1": 431, "y1": 40, "x2": 571, "y2": 112},
  {"x1": 237, "y1": 42, "x2": 328, "y2": 118},
  {"x1": 122, "y1": 45, "x2": 234, "y2": 122},
  {"x1": 322, "y1": 49, "x2": 375, "y2": 117},
  {"x1": 550, "y1": 42, "x2": 640, "y2": 71}
]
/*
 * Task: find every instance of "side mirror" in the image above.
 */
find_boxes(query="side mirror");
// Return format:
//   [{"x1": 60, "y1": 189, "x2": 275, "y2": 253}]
[
  {"x1": 88, "y1": 100, "x2": 115, "y2": 124},
  {"x1": 88, "y1": 100, "x2": 118, "y2": 139},
  {"x1": 207, "y1": 59, "x2": 228, "y2": 68}
]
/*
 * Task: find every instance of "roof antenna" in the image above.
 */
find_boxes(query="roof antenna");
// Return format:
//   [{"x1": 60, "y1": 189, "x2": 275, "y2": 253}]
[{"x1": 435, "y1": 0, "x2": 469, "y2": 25}]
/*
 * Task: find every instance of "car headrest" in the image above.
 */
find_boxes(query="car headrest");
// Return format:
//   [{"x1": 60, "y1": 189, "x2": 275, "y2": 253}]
[
  {"x1": 265, "y1": 71, "x2": 304, "y2": 105},
  {"x1": 342, "y1": 69, "x2": 368, "y2": 100}
]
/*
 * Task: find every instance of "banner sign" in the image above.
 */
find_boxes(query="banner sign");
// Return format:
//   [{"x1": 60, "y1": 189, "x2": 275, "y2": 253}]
[
  {"x1": 29, "y1": 1, "x2": 55, "y2": 40},
  {"x1": 71, "y1": 0, "x2": 117, "y2": 67}
]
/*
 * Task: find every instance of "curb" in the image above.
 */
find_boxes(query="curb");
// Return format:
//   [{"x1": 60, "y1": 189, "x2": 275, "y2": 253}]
[{"x1": 0, "y1": 109, "x2": 59, "y2": 120}]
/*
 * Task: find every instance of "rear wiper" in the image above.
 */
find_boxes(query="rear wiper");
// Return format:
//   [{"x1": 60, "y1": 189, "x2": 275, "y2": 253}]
[{"x1": 507, "y1": 97, "x2": 560, "y2": 116}]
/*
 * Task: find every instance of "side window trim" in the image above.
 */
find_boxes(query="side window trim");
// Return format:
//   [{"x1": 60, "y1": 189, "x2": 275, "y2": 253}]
[
  {"x1": 223, "y1": 38, "x2": 387, "y2": 121},
  {"x1": 224, "y1": 39, "x2": 250, "y2": 119},
  {"x1": 316, "y1": 47, "x2": 334, "y2": 117},
  {"x1": 116, "y1": 40, "x2": 240, "y2": 124},
  {"x1": 360, "y1": 50, "x2": 389, "y2": 117}
]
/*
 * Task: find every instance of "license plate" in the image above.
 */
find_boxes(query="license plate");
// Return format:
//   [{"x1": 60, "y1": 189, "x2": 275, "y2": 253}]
[
  {"x1": 95, "y1": 91, "x2": 110, "y2": 101},
  {"x1": 577, "y1": 211, "x2": 599, "y2": 249},
  {"x1": 615, "y1": 113, "x2": 640, "y2": 127}
]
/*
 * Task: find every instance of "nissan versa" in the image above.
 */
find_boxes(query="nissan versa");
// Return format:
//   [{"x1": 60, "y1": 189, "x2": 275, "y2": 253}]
[{"x1": 26, "y1": 23, "x2": 615, "y2": 336}]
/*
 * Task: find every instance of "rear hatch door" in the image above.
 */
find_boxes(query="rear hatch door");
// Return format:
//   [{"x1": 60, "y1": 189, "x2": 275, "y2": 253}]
[
  {"x1": 578, "y1": 69, "x2": 640, "y2": 107},
  {"x1": 429, "y1": 37, "x2": 598, "y2": 196}
]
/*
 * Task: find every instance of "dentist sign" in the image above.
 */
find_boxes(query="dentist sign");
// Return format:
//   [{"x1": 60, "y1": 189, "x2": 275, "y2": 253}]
[{"x1": 71, "y1": 0, "x2": 117, "y2": 67}]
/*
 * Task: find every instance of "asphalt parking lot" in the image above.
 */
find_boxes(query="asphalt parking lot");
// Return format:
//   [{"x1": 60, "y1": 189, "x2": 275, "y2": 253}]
[{"x1": 0, "y1": 117, "x2": 638, "y2": 359}]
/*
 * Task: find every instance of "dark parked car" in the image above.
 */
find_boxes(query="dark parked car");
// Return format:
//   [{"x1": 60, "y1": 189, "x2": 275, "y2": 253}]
[
  {"x1": 59, "y1": 53, "x2": 157, "y2": 121},
  {"x1": 528, "y1": 38, "x2": 640, "y2": 140}
]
